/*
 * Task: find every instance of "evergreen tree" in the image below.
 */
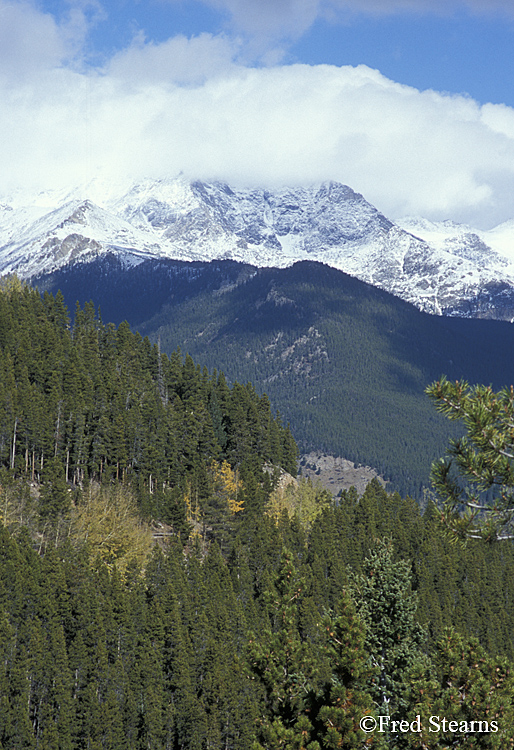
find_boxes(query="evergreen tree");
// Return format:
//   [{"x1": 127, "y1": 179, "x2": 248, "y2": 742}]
[
  {"x1": 350, "y1": 540, "x2": 427, "y2": 742},
  {"x1": 247, "y1": 549, "x2": 319, "y2": 750},
  {"x1": 426, "y1": 376, "x2": 514, "y2": 541},
  {"x1": 312, "y1": 592, "x2": 376, "y2": 750},
  {"x1": 407, "y1": 628, "x2": 514, "y2": 749}
]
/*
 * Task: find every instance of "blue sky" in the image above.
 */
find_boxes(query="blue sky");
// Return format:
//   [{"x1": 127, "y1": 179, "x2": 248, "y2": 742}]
[
  {"x1": 50, "y1": 0, "x2": 514, "y2": 106},
  {"x1": 295, "y1": 12, "x2": 514, "y2": 106},
  {"x1": 2, "y1": 0, "x2": 514, "y2": 227}
]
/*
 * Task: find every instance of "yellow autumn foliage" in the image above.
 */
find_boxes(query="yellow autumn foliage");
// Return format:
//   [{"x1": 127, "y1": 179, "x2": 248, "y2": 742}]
[
  {"x1": 0, "y1": 479, "x2": 38, "y2": 533},
  {"x1": 266, "y1": 476, "x2": 331, "y2": 530},
  {"x1": 0, "y1": 274, "x2": 26, "y2": 297},
  {"x1": 183, "y1": 480, "x2": 202, "y2": 541},
  {"x1": 0, "y1": 484, "x2": 18, "y2": 528},
  {"x1": 211, "y1": 460, "x2": 244, "y2": 514},
  {"x1": 183, "y1": 461, "x2": 244, "y2": 544},
  {"x1": 72, "y1": 483, "x2": 153, "y2": 577}
]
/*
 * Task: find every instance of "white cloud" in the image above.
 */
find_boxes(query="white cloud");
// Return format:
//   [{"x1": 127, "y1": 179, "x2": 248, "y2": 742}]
[
  {"x1": 0, "y1": 0, "x2": 66, "y2": 80},
  {"x1": 107, "y1": 32, "x2": 241, "y2": 85},
  {"x1": 2, "y1": 2, "x2": 514, "y2": 228},
  {"x1": 0, "y1": 0, "x2": 104, "y2": 81},
  {"x1": 205, "y1": 0, "x2": 321, "y2": 40}
]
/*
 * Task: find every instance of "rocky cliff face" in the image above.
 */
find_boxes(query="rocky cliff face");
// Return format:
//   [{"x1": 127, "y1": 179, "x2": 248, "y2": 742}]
[{"x1": 2, "y1": 176, "x2": 514, "y2": 320}]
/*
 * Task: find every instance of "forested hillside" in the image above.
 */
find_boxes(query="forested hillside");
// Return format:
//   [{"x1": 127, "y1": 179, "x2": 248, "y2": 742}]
[
  {"x1": 141, "y1": 261, "x2": 514, "y2": 497},
  {"x1": 37, "y1": 257, "x2": 514, "y2": 497},
  {"x1": 0, "y1": 278, "x2": 296, "y2": 542},
  {"x1": 1, "y1": 280, "x2": 514, "y2": 748},
  {"x1": 2, "y1": 478, "x2": 514, "y2": 748}
]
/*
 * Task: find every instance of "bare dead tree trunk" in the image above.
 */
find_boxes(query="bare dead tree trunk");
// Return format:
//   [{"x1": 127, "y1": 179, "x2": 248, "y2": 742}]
[{"x1": 10, "y1": 417, "x2": 17, "y2": 470}]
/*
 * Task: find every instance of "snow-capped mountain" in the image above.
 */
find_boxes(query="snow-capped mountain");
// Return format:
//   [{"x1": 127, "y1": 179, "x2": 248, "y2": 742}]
[{"x1": 2, "y1": 175, "x2": 514, "y2": 320}]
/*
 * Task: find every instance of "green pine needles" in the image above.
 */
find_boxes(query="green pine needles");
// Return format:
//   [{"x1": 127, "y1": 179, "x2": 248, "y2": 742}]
[{"x1": 427, "y1": 376, "x2": 514, "y2": 541}]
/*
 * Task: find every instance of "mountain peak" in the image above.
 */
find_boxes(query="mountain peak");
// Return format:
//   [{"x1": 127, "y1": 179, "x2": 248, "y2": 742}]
[{"x1": 2, "y1": 176, "x2": 514, "y2": 319}]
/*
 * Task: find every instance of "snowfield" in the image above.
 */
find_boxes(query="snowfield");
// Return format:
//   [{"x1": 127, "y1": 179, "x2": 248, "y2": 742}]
[{"x1": 2, "y1": 176, "x2": 514, "y2": 320}]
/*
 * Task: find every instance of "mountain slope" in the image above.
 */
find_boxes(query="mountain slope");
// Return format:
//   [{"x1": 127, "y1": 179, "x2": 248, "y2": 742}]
[
  {"x1": 38, "y1": 257, "x2": 514, "y2": 497},
  {"x1": 4, "y1": 176, "x2": 514, "y2": 320}
]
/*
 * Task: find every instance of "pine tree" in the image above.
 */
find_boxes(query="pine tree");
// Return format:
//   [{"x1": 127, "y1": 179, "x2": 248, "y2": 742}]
[
  {"x1": 426, "y1": 376, "x2": 514, "y2": 541},
  {"x1": 39, "y1": 457, "x2": 70, "y2": 524},
  {"x1": 0, "y1": 609, "x2": 15, "y2": 748},
  {"x1": 247, "y1": 549, "x2": 319, "y2": 750},
  {"x1": 312, "y1": 592, "x2": 376, "y2": 750},
  {"x1": 350, "y1": 539, "x2": 427, "y2": 739},
  {"x1": 406, "y1": 628, "x2": 514, "y2": 749}
]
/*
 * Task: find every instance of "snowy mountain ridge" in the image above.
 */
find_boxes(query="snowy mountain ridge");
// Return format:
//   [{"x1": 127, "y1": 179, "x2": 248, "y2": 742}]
[{"x1": 1, "y1": 175, "x2": 514, "y2": 320}]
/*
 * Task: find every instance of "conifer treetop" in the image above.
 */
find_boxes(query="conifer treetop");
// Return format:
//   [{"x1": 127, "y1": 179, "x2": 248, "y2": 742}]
[{"x1": 427, "y1": 376, "x2": 514, "y2": 541}]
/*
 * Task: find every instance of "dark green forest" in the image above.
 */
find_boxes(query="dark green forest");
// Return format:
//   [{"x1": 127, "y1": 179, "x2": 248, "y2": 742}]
[
  {"x1": 0, "y1": 278, "x2": 296, "y2": 535},
  {"x1": 1, "y1": 279, "x2": 514, "y2": 748},
  {"x1": 37, "y1": 257, "x2": 514, "y2": 497}
]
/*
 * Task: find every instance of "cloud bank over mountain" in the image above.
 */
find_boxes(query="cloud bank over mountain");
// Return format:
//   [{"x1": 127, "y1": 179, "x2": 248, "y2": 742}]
[{"x1": 1, "y1": 0, "x2": 514, "y2": 229}]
